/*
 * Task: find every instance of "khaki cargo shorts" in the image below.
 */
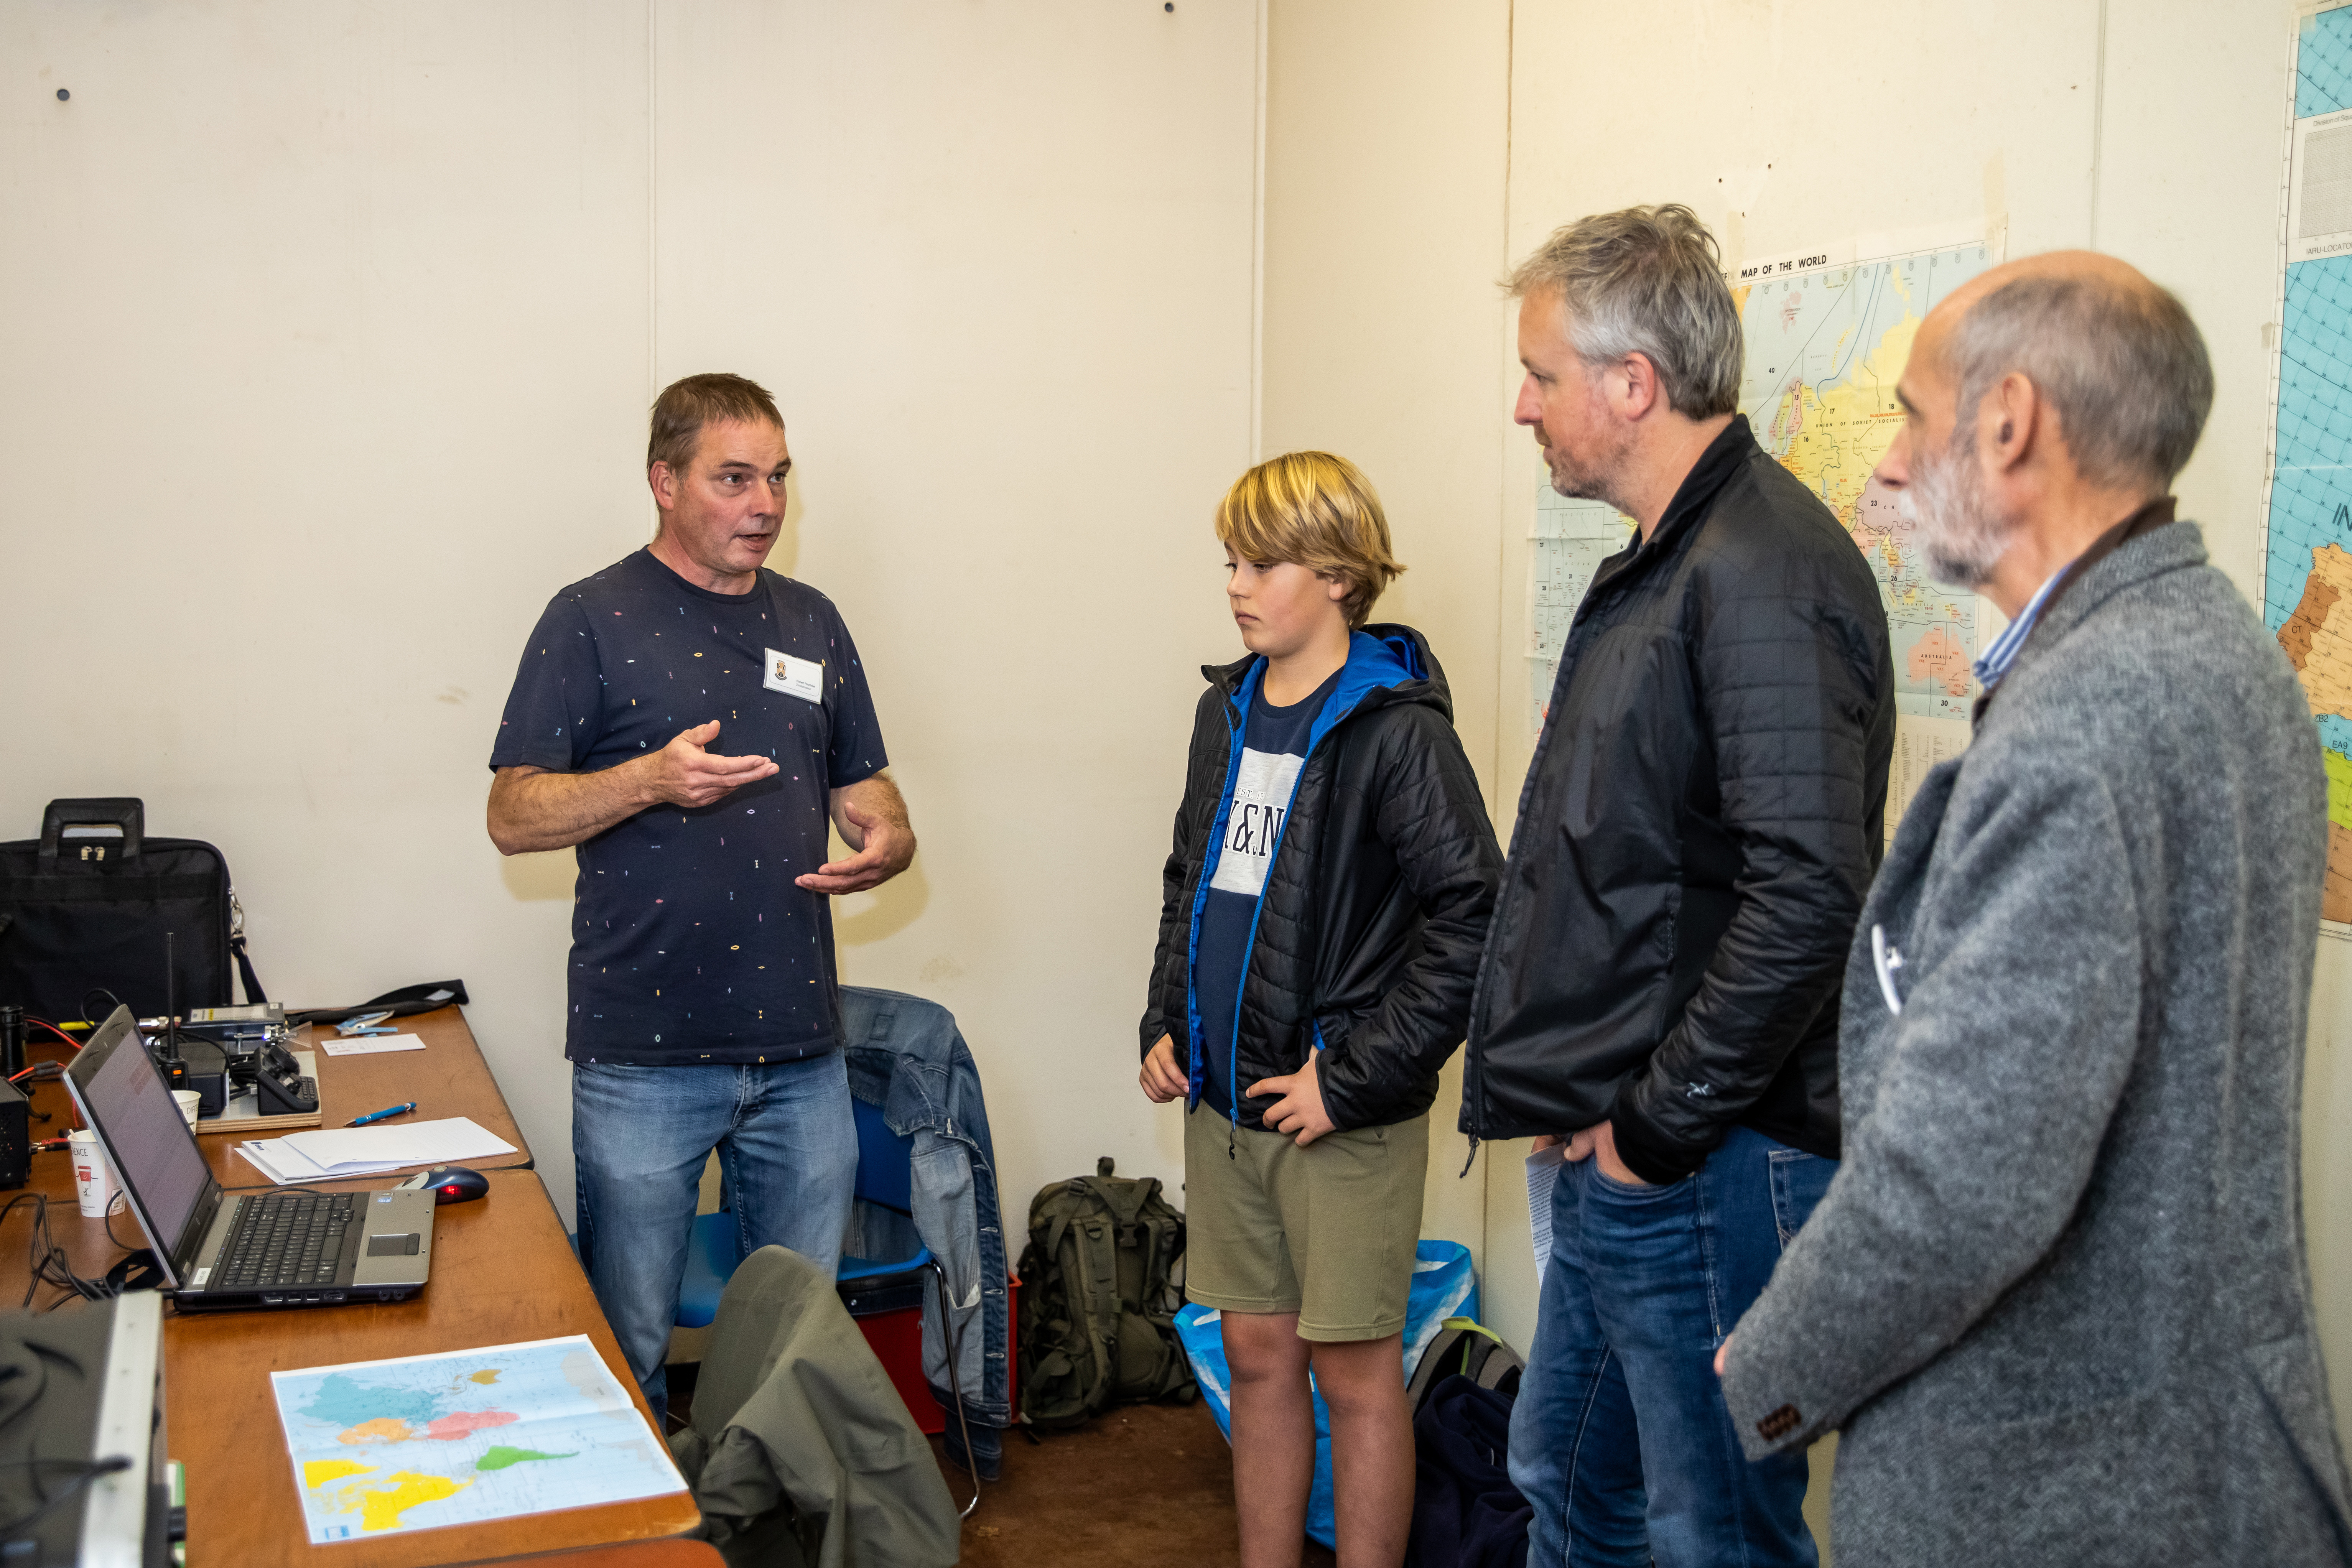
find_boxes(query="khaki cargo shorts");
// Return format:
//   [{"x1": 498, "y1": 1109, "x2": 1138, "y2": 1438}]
[{"x1": 1182, "y1": 1105, "x2": 1428, "y2": 1342}]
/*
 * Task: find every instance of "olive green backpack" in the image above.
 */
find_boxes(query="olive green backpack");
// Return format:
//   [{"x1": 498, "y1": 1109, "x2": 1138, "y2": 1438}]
[{"x1": 1016, "y1": 1158, "x2": 1196, "y2": 1427}]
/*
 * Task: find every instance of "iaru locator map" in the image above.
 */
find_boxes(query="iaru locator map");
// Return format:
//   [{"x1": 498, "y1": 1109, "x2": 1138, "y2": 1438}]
[{"x1": 2266, "y1": 0, "x2": 2352, "y2": 924}]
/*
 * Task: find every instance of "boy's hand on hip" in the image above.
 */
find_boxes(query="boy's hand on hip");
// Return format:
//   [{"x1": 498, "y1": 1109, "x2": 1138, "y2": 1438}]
[
  {"x1": 1248, "y1": 1053, "x2": 1336, "y2": 1147},
  {"x1": 1140, "y1": 1035, "x2": 1187, "y2": 1103}
]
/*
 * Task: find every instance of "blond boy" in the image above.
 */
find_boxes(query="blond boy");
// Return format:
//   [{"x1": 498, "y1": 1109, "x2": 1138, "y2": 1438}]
[{"x1": 1137, "y1": 452, "x2": 1502, "y2": 1567}]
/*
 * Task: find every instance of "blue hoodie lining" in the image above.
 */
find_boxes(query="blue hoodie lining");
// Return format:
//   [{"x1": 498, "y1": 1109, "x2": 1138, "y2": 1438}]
[{"x1": 1182, "y1": 630, "x2": 1425, "y2": 1124}]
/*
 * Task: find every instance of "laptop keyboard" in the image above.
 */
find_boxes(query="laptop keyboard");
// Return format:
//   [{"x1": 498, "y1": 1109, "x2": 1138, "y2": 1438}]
[{"x1": 217, "y1": 1192, "x2": 356, "y2": 1290}]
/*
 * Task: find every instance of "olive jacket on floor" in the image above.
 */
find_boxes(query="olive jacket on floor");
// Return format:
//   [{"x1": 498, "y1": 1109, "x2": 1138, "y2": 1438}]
[
  {"x1": 1139, "y1": 624, "x2": 1503, "y2": 1134},
  {"x1": 1718, "y1": 521, "x2": 2352, "y2": 1565},
  {"x1": 1462, "y1": 416, "x2": 1896, "y2": 1183},
  {"x1": 671, "y1": 1242, "x2": 960, "y2": 1568}
]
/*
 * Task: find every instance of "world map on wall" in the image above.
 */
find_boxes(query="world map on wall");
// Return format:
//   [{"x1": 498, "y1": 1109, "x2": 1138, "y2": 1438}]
[
  {"x1": 2265, "y1": 0, "x2": 2352, "y2": 924},
  {"x1": 1735, "y1": 243, "x2": 1997, "y2": 721},
  {"x1": 1525, "y1": 239, "x2": 1996, "y2": 765}
]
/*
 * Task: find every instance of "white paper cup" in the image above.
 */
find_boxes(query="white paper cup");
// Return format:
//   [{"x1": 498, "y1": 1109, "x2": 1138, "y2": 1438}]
[
  {"x1": 68, "y1": 1129, "x2": 126, "y2": 1218},
  {"x1": 171, "y1": 1090, "x2": 201, "y2": 1127}
]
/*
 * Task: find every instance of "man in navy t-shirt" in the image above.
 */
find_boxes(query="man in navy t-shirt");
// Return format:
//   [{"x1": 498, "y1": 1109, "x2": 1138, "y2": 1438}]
[{"x1": 488, "y1": 372, "x2": 915, "y2": 1418}]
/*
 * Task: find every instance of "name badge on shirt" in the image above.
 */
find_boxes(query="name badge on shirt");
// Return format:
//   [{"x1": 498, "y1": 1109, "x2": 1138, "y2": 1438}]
[{"x1": 763, "y1": 649, "x2": 824, "y2": 703}]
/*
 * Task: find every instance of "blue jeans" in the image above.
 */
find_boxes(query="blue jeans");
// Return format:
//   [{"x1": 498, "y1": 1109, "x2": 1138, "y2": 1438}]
[
  {"x1": 573, "y1": 1053, "x2": 859, "y2": 1421},
  {"x1": 1510, "y1": 1125, "x2": 1835, "y2": 1568}
]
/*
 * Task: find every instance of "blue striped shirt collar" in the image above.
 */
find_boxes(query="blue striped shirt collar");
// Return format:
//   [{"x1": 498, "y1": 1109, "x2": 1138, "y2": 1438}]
[{"x1": 1971, "y1": 566, "x2": 2070, "y2": 691}]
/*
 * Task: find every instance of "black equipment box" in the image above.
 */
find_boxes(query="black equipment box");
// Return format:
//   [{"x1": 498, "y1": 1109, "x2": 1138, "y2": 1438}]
[
  {"x1": 0, "y1": 798, "x2": 263, "y2": 1023},
  {"x1": 0, "y1": 1079, "x2": 25, "y2": 1191}
]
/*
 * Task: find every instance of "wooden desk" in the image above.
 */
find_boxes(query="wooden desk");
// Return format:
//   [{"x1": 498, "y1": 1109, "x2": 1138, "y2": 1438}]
[
  {"x1": 170, "y1": 1170, "x2": 698, "y2": 1566},
  {"x1": 203, "y1": 1005, "x2": 535, "y2": 1180},
  {"x1": 455, "y1": 1542, "x2": 724, "y2": 1567},
  {"x1": 10, "y1": 1005, "x2": 531, "y2": 1277},
  {"x1": 1, "y1": 1011, "x2": 695, "y2": 1564},
  {"x1": 0, "y1": 1171, "x2": 699, "y2": 1566}
]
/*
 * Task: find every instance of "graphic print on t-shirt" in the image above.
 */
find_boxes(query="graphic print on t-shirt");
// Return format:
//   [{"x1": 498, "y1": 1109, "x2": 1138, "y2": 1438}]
[
  {"x1": 488, "y1": 548, "x2": 889, "y2": 1065},
  {"x1": 1208, "y1": 748, "x2": 1307, "y2": 898},
  {"x1": 1191, "y1": 664, "x2": 1342, "y2": 1116}
]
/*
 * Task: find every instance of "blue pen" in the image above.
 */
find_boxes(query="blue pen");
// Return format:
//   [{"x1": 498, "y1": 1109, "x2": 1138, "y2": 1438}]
[{"x1": 347, "y1": 1101, "x2": 417, "y2": 1128}]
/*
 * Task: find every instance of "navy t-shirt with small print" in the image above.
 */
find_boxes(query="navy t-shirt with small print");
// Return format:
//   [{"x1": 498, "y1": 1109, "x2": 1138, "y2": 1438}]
[{"x1": 490, "y1": 548, "x2": 889, "y2": 1066}]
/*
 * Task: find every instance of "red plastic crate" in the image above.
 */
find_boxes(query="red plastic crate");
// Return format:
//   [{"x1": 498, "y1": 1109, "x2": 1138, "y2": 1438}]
[{"x1": 854, "y1": 1272, "x2": 1018, "y2": 1437}]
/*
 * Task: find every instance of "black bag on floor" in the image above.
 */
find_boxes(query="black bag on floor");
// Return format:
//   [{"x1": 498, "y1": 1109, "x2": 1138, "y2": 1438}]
[
  {"x1": 0, "y1": 798, "x2": 263, "y2": 1022},
  {"x1": 1407, "y1": 1318, "x2": 1525, "y2": 1415},
  {"x1": 1406, "y1": 1374, "x2": 1531, "y2": 1568},
  {"x1": 1016, "y1": 1157, "x2": 1194, "y2": 1427}
]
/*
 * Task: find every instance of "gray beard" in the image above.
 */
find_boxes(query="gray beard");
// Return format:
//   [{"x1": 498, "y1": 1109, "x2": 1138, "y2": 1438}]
[{"x1": 1900, "y1": 436, "x2": 2013, "y2": 589}]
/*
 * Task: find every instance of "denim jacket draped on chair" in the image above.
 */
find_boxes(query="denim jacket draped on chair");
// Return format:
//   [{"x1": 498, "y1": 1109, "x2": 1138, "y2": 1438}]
[{"x1": 838, "y1": 986, "x2": 1011, "y2": 1430}]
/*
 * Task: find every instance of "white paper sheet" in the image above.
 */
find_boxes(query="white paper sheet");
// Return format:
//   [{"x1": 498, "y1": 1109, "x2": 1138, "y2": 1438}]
[
  {"x1": 317, "y1": 1033, "x2": 427, "y2": 1057},
  {"x1": 1526, "y1": 1144, "x2": 1567, "y2": 1282},
  {"x1": 234, "y1": 1117, "x2": 517, "y2": 1183},
  {"x1": 236, "y1": 1141, "x2": 401, "y2": 1185}
]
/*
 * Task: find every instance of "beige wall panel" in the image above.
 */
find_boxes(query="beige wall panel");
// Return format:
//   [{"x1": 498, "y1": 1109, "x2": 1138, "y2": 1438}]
[
  {"x1": 1259, "y1": 0, "x2": 1515, "y2": 1260},
  {"x1": 1475, "y1": 0, "x2": 2352, "y2": 1536},
  {"x1": 0, "y1": 0, "x2": 653, "y2": 1211},
  {"x1": 2098, "y1": 0, "x2": 2352, "y2": 1429},
  {"x1": 0, "y1": 1, "x2": 1261, "y2": 1224},
  {"x1": 647, "y1": 2, "x2": 1260, "y2": 1221}
]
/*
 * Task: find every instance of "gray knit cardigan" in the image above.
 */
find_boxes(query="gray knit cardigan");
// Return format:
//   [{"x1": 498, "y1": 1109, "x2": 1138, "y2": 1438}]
[{"x1": 1720, "y1": 521, "x2": 2352, "y2": 1567}]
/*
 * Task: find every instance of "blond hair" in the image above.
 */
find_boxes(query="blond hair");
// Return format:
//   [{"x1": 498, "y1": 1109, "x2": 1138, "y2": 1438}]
[{"x1": 1214, "y1": 452, "x2": 1405, "y2": 630}]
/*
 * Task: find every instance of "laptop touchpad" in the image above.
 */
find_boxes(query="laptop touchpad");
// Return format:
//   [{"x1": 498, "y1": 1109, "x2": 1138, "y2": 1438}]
[{"x1": 366, "y1": 1233, "x2": 421, "y2": 1257}]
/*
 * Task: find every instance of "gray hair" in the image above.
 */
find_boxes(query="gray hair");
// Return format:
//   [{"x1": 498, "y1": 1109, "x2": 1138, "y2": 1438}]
[
  {"x1": 1507, "y1": 204, "x2": 1741, "y2": 420},
  {"x1": 1944, "y1": 273, "x2": 2213, "y2": 492}
]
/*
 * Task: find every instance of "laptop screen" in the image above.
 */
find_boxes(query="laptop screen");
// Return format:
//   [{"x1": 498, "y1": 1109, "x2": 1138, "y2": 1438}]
[{"x1": 70, "y1": 1014, "x2": 211, "y2": 1254}]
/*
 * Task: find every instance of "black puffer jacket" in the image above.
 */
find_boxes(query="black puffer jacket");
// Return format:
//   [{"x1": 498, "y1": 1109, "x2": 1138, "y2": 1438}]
[
  {"x1": 1141, "y1": 625, "x2": 1502, "y2": 1133},
  {"x1": 1463, "y1": 418, "x2": 1896, "y2": 1183}
]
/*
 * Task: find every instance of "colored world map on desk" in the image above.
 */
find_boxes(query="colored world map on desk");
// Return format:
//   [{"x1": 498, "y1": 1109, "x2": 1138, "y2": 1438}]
[
  {"x1": 270, "y1": 1334, "x2": 685, "y2": 1544},
  {"x1": 2266, "y1": 0, "x2": 2352, "y2": 923}
]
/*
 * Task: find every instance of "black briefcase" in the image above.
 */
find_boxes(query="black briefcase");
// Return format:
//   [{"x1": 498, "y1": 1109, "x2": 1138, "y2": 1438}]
[{"x1": 0, "y1": 798, "x2": 264, "y2": 1024}]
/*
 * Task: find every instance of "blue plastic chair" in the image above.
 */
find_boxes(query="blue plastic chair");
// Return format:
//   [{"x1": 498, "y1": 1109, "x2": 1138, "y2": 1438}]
[{"x1": 674, "y1": 1097, "x2": 979, "y2": 1514}]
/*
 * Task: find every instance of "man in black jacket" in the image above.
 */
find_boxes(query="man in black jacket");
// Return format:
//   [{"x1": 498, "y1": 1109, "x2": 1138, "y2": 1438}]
[{"x1": 1462, "y1": 207, "x2": 1894, "y2": 1567}]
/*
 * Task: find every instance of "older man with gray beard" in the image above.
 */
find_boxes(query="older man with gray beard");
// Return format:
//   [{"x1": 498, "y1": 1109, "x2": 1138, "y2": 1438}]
[{"x1": 1715, "y1": 252, "x2": 2352, "y2": 1566}]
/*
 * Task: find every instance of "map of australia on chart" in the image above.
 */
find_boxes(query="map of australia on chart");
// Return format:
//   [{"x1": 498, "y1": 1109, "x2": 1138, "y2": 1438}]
[
  {"x1": 1735, "y1": 242, "x2": 1996, "y2": 721},
  {"x1": 270, "y1": 1334, "x2": 685, "y2": 1544},
  {"x1": 2266, "y1": 0, "x2": 2352, "y2": 923}
]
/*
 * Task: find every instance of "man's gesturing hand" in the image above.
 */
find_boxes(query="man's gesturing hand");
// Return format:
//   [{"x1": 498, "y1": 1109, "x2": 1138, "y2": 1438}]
[
  {"x1": 797, "y1": 778, "x2": 916, "y2": 895},
  {"x1": 645, "y1": 721, "x2": 778, "y2": 808},
  {"x1": 1140, "y1": 1035, "x2": 1187, "y2": 1103}
]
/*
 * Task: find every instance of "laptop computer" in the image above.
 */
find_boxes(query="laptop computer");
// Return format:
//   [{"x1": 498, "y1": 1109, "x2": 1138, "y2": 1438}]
[{"x1": 64, "y1": 1007, "x2": 435, "y2": 1311}]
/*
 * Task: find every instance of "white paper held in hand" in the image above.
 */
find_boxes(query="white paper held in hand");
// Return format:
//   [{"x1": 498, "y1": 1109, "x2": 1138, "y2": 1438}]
[{"x1": 1526, "y1": 1143, "x2": 1567, "y2": 1281}]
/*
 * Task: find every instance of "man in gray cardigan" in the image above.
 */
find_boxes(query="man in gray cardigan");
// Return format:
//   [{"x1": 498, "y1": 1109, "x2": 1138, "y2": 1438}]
[{"x1": 1717, "y1": 251, "x2": 2352, "y2": 1566}]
